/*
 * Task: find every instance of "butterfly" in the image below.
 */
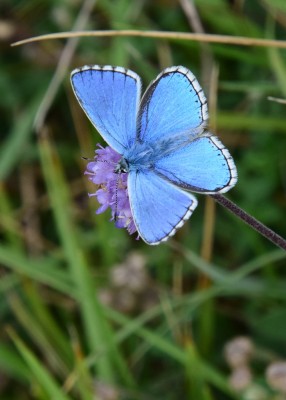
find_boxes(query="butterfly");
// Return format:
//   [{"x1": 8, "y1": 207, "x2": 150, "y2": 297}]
[{"x1": 71, "y1": 65, "x2": 237, "y2": 245}]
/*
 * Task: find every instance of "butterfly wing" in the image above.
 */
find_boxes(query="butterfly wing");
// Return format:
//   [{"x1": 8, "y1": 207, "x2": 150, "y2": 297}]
[
  {"x1": 137, "y1": 66, "x2": 208, "y2": 144},
  {"x1": 71, "y1": 65, "x2": 141, "y2": 154},
  {"x1": 137, "y1": 66, "x2": 237, "y2": 193},
  {"x1": 154, "y1": 135, "x2": 237, "y2": 193},
  {"x1": 128, "y1": 169, "x2": 197, "y2": 244}
]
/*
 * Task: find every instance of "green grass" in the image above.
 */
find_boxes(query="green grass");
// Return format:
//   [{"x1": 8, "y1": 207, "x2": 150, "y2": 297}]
[{"x1": 1, "y1": 0, "x2": 286, "y2": 399}]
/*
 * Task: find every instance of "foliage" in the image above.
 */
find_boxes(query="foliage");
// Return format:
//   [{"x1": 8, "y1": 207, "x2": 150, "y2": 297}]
[{"x1": 1, "y1": 0, "x2": 286, "y2": 399}]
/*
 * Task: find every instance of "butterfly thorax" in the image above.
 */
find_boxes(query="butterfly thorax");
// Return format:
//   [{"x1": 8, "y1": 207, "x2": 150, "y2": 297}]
[{"x1": 122, "y1": 141, "x2": 160, "y2": 171}]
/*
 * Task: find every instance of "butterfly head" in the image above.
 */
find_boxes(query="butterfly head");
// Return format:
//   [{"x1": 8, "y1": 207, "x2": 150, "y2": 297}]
[{"x1": 114, "y1": 157, "x2": 129, "y2": 174}]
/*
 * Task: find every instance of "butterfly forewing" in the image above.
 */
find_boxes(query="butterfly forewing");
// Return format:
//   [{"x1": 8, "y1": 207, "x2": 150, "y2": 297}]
[
  {"x1": 137, "y1": 66, "x2": 208, "y2": 144},
  {"x1": 71, "y1": 65, "x2": 141, "y2": 154}
]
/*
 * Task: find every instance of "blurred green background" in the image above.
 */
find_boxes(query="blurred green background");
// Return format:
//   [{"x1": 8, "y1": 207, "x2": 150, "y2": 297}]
[{"x1": 1, "y1": 0, "x2": 286, "y2": 399}]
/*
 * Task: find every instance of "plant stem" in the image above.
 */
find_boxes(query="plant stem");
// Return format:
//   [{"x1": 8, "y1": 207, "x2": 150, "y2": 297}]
[{"x1": 210, "y1": 194, "x2": 286, "y2": 251}]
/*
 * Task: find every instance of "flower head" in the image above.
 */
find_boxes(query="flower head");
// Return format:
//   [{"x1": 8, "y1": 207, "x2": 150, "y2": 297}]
[{"x1": 85, "y1": 145, "x2": 137, "y2": 236}]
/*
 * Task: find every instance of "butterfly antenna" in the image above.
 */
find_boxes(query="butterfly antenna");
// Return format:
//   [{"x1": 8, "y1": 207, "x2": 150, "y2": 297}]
[
  {"x1": 82, "y1": 155, "x2": 116, "y2": 166},
  {"x1": 114, "y1": 175, "x2": 120, "y2": 222}
]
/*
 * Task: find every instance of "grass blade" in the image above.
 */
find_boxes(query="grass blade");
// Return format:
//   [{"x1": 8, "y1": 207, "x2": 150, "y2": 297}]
[
  {"x1": 38, "y1": 132, "x2": 134, "y2": 386},
  {"x1": 9, "y1": 328, "x2": 71, "y2": 400}
]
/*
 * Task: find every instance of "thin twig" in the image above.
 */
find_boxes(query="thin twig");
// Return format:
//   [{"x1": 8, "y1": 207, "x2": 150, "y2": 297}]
[
  {"x1": 11, "y1": 30, "x2": 286, "y2": 49},
  {"x1": 200, "y1": 65, "x2": 219, "y2": 263},
  {"x1": 179, "y1": 0, "x2": 214, "y2": 86},
  {"x1": 180, "y1": 0, "x2": 205, "y2": 34},
  {"x1": 268, "y1": 96, "x2": 286, "y2": 104},
  {"x1": 211, "y1": 194, "x2": 286, "y2": 251}
]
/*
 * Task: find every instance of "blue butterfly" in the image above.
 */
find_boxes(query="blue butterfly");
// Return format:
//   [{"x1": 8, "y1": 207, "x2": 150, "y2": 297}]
[{"x1": 71, "y1": 65, "x2": 237, "y2": 244}]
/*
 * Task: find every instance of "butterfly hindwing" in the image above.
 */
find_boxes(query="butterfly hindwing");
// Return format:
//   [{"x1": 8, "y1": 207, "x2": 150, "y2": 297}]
[
  {"x1": 154, "y1": 135, "x2": 237, "y2": 193},
  {"x1": 137, "y1": 66, "x2": 208, "y2": 144},
  {"x1": 128, "y1": 169, "x2": 198, "y2": 244},
  {"x1": 71, "y1": 65, "x2": 141, "y2": 154}
]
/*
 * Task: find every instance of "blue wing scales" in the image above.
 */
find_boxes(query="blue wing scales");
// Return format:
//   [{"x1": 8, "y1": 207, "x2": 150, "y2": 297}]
[
  {"x1": 137, "y1": 66, "x2": 208, "y2": 144},
  {"x1": 154, "y1": 135, "x2": 237, "y2": 193},
  {"x1": 128, "y1": 169, "x2": 198, "y2": 244},
  {"x1": 71, "y1": 65, "x2": 141, "y2": 154}
]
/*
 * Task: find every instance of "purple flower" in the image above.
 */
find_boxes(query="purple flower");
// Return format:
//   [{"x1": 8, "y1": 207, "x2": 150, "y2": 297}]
[{"x1": 85, "y1": 145, "x2": 137, "y2": 236}]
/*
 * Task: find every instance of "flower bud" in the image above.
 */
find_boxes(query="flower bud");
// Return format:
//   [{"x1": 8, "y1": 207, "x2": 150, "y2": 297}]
[
  {"x1": 266, "y1": 361, "x2": 286, "y2": 393},
  {"x1": 224, "y1": 336, "x2": 253, "y2": 368},
  {"x1": 229, "y1": 366, "x2": 252, "y2": 391}
]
